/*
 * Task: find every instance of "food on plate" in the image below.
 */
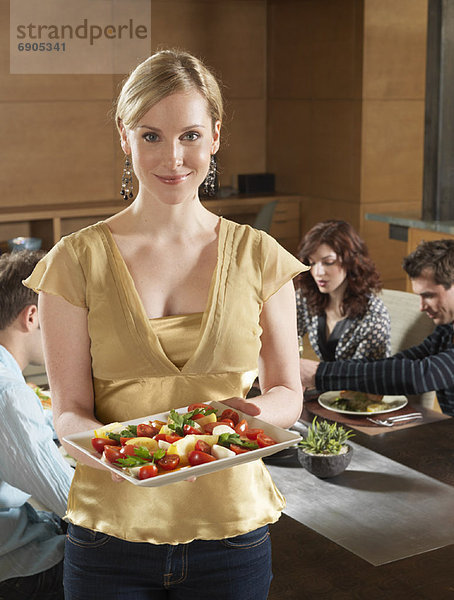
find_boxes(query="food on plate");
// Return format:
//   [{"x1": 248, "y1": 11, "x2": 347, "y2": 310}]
[
  {"x1": 330, "y1": 391, "x2": 398, "y2": 413},
  {"x1": 90, "y1": 405, "x2": 277, "y2": 480},
  {"x1": 28, "y1": 383, "x2": 52, "y2": 410}
]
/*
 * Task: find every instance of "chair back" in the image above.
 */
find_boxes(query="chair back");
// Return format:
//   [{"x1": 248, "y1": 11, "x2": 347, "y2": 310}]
[
  {"x1": 252, "y1": 200, "x2": 278, "y2": 233},
  {"x1": 380, "y1": 288, "x2": 436, "y2": 409},
  {"x1": 380, "y1": 289, "x2": 434, "y2": 354}
]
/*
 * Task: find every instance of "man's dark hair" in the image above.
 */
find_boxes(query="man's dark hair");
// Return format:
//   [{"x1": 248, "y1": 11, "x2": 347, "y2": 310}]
[
  {"x1": 0, "y1": 250, "x2": 44, "y2": 330},
  {"x1": 403, "y1": 239, "x2": 454, "y2": 289}
]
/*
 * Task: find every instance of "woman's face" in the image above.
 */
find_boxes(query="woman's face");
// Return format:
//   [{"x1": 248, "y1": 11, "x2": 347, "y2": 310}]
[
  {"x1": 120, "y1": 89, "x2": 221, "y2": 204},
  {"x1": 308, "y1": 243, "x2": 347, "y2": 296}
]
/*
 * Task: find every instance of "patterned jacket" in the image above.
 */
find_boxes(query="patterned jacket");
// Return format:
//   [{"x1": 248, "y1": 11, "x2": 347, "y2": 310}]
[{"x1": 296, "y1": 290, "x2": 391, "y2": 361}]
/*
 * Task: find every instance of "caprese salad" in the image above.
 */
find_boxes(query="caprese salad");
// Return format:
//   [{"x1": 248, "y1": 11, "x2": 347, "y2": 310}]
[{"x1": 91, "y1": 404, "x2": 277, "y2": 480}]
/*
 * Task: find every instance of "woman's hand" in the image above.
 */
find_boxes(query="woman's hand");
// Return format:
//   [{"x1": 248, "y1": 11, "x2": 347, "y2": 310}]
[{"x1": 221, "y1": 396, "x2": 262, "y2": 417}]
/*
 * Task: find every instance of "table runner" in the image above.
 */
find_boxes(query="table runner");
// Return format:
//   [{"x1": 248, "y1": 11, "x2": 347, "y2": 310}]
[{"x1": 267, "y1": 430, "x2": 454, "y2": 565}]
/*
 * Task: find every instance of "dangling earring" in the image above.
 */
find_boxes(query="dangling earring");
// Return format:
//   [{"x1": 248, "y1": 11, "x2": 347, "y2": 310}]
[
  {"x1": 120, "y1": 155, "x2": 134, "y2": 201},
  {"x1": 202, "y1": 154, "x2": 218, "y2": 197}
]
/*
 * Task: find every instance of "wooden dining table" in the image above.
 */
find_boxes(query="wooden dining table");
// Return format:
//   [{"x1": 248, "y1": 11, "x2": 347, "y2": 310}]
[{"x1": 266, "y1": 400, "x2": 454, "y2": 600}]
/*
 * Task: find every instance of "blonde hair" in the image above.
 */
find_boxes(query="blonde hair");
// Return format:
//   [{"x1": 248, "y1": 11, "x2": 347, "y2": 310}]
[{"x1": 115, "y1": 49, "x2": 223, "y2": 134}]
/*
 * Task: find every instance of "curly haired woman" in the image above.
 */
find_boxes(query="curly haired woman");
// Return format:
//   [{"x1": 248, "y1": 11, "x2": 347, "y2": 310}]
[{"x1": 296, "y1": 220, "x2": 390, "y2": 363}]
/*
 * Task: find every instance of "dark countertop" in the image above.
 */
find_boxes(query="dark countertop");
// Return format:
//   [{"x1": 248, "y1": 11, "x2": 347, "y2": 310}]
[{"x1": 365, "y1": 211, "x2": 454, "y2": 235}]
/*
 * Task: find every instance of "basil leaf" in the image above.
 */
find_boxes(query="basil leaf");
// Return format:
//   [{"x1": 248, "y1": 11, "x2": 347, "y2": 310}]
[{"x1": 217, "y1": 433, "x2": 258, "y2": 450}]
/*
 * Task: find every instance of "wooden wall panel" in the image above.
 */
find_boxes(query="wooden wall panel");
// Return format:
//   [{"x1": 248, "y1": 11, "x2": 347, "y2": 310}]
[
  {"x1": 268, "y1": 0, "x2": 363, "y2": 99},
  {"x1": 267, "y1": 100, "x2": 313, "y2": 194},
  {"x1": 363, "y1": 0, "x2": 428, "y2": 100},
  {"x1": 218, "y1": 99, "x2": 267, "y2": 187},
  {"x1": 3, "y1": 102, "x2": 116, "y2": 207},
  {"x1": 299, "y1": 197, "x2": 361, "y2": 241},
  {"x1": 268, "y1": 99, "x2": 361, "y2": 202},
  {"x1": 360, "y1": 100, "x2": 426, "y2": 204},
  {"x1": 310, "y1": 100, "x2": 362, "y2": 202},
  {"x1": 150, "y1": 0, "x2": 266, "y2": 99},
  {"x1": 267, "y1": 0, "x2": 363, "y2": 237}
]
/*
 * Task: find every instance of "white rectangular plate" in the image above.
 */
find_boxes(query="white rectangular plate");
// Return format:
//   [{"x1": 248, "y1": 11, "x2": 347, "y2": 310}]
[{"x1": 63, "y1": 401, "x2": 302, "y2": 487}]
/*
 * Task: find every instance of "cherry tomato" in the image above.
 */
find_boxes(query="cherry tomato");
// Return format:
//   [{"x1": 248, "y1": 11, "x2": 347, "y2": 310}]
[
  {"x1": 195, "y1": 439, "x2": 211, "y2": 454},
  {"x1": 235, "y1": 419, "x2": 249, "y2": 435},
  {"x1": 203, "y1": 421, "x2": 234, "y2": 434},
  {"x1": 149, "y1": 420, "x2": 166, "y2": 429},
  {"x1": 137, "y1": 423, "x2": 159, "y2": 438},
  {"x1": 256, "y1": 433, "x2": 276, "y2": 448},
  {"x1": 91, "y1": 437, "x2": 120, "y2": 454},
  {"x1": 246, "y1": 428, "x2": 264, "y2": 440},
  {"x1": 188, "y1": 450, "x2": 217, "y2": 466},
  {"x1": 157, "y1": 454, "x2": 180, "y2": 471},
  {"x1": 220, "y1": 409, "x2": 240, "y2": 425},
  {"x1": 119, "y1": 445, "x2": 138, "y2": 457},
  {"x1": 183, "y1": 424, "x2": 202, "y2": 435},
  {"x1": 154, "y1": 433, "x2": 183, "y2": 443},
  {"x1": 219, "y1": 418, "x2": 235, "y2": 429},
  {"x1": 138, "y1": 464, "x2": 158, "y2": 479},
  {"x1": 120, "y1": 436, "x2": 134, "y2": 445},
  {"x1": 191, "y1": 413, "x2": 205, "y2": 420},
  {"x1": 229, "y1": 444, "x2": 250, "y2": 455},
  {"x1": 103, "y1": 445, "x2": 124, "y2": 464},
  {"x1": 187, "y1": 403, "x2": 213, "y2": 412}
]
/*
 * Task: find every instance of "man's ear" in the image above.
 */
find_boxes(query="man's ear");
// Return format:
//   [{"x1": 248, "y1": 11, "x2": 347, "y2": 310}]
[{"x1": 17, "y1": 304, "x2": 39, "y2": 333}]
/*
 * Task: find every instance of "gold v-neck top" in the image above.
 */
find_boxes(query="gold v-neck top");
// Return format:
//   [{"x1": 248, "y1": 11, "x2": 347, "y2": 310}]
[
  {"x1": 24, "y1": 218, "x2": 306, "y2": 545},
  {"x1": 149, "y1": 313, "x2": 203, "y2": 370}
]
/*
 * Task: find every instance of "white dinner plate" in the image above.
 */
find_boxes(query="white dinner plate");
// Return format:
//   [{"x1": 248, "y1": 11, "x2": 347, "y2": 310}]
[
  {"x1": 318, "y1": 391, "x2": 408, "y2": 416},
  {"x1": 63, "y1": 401, "x2": 301, "y2": 487}
]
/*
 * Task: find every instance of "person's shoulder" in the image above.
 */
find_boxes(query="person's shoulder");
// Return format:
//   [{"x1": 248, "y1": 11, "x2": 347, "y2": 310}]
[
  {"x1": 0, "y1": 376, "x2": 36, "y2": 408},
  {"x1": 57, "y1": 221, "x2": 105, "y2": 248},
  {"x1": 366, "y1": 293, "x2": 389, "y2": 316},
  {"x1": 223, "y1": 218, "x2": 261, "y2": 240},
  {"x1": 222, "y1": 219, "x2": 273, "y2": 257},
  {"x1": 48, "y1": 222, "x2": 106, "y2": 264},
  {"x1": 433, "y1": 323, "x2": 453, "y2": 340}
]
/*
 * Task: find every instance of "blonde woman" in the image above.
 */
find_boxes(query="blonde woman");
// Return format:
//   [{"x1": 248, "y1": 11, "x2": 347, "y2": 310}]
[{"x1": 25, "y1": 50, "x2": 307, "y2": 599}]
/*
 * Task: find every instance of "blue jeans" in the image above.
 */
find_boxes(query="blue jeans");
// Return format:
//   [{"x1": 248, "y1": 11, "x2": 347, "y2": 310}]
[
  {"x1": 0, "y1": 560, "x2": 64, "y2": 600},
  {"x1": 64, "y1": 523, "x2": 272, "y2": 600}
]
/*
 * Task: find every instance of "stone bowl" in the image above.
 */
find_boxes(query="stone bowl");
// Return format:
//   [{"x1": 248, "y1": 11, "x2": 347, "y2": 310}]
[{"x1": 297, "y1": 444, "x2": 353, "y2": 478}]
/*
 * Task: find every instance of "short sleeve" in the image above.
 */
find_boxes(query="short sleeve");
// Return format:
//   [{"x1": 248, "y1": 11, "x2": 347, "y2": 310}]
[
  {"x1": 23, "y1": 235, "x2": 87, "y2": 308},
  {"x1": 259, "y1": 231, "x2": 309, "y2": 302}
]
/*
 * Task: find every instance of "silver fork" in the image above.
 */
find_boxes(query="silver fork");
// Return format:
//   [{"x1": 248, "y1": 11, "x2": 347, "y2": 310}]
[{"x1": 367, "y1": 413, "x2": 423, "y2": 427}]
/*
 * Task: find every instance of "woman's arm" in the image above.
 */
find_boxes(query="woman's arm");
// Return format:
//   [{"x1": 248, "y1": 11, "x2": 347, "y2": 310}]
[
  {"x1": 39, "y1": 292, "x2": 105, "y2": 469},
  {"x1": 224, "y1": 281, "x2": 303, "y2": 429}
]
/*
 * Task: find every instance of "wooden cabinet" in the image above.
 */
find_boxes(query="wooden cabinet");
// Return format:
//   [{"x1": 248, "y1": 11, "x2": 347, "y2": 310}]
[{"x1": 0, "y1": 194, "x2": 302, "y2": 253}]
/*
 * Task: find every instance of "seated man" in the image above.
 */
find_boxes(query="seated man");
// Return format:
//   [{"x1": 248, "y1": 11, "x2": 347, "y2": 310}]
[
  {"x1": 0, "y1": 251, "x2": 73, "y2": 599},
  {"x1": 300, "y1": 239, "x2": 454, "y2": 417}
]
